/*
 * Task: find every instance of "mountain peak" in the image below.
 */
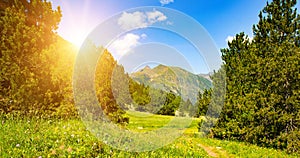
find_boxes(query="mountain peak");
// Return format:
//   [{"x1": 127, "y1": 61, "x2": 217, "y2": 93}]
[
  {"x1": 138, "y1": 65, "x2": 151, "y2": 73},
  {"x1": 144, "y1": 65, "x2": 151, "y2": 70},
  {"x1": 153, "y1": 64, "x2": 168, "y2": 70},
  {"x1": 130, "y1": 64, "x2": 212, "y2": 103}
]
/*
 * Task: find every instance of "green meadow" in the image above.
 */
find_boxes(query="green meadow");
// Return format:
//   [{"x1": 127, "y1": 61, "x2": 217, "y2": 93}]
[{"x1": 0, "y1": 111, "x2": 298, "y2": 157}]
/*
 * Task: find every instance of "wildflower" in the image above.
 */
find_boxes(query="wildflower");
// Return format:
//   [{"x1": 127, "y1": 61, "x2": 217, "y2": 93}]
[
  {"x1": 51, "y1": 149, "x2": 56, "y2": 155},
  {"x1": 67, "y1": 147, "x2": 72, "y2": 153},
  {"x1": 16, "y1": 144, "x2": 20, "y2": 147},
  {"x1": 59, "y1": 145, "x2": 65, "y2": 150}
]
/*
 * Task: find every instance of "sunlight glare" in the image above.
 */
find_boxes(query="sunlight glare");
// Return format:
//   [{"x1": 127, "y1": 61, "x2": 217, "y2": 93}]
[
  {"x1": 68, "y1": 27, "x2": 89, "y2": 48},
  {"x1": 53, "y1": 0, "x2": 99, "y2": 48}
]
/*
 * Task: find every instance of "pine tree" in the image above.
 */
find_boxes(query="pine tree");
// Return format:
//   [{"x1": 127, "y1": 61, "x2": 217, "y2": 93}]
[
  {"x1": 0, "y1": 0, "x2": 62, "y2": 116},
  {"x1": 111, "y1": 65, "x2": 132, "y2": 110},
  {"x1": 157, "y1": 92, "x2": 181, "y2": 116},
  {"x1": 196, "y1": 89, "x2": 212, "y2": 117},
  {"x1": 212, "y1": 0, "x2": 299, "y2": 153},
  {"x1": 95, "y1": 49, "x2": 129, "y2": 124}
]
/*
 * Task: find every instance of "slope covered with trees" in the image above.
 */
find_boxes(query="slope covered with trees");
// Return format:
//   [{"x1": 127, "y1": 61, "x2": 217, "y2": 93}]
[
  {"x1": 94, "y1": 49, "x2": 129, "y2": 124},
  {"x1": 131, "y1": 64, "x2": 212, "y2": 103},
  {"x1": 212, "y1": 0, "x2": 300, "y2": 154}
]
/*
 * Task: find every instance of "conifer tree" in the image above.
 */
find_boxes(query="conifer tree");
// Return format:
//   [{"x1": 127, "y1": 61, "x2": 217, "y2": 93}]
[
  {"x1": 95, "y1": 49, "x2": 129, "y2": 124},
  {"x1": 213, "y1": 0, "x2": 299, "y2": 153},
  {"x1": 0, "y1": 0, "x2": 62, "y2": 116},
  {"x1": 196, "y1": 89, "x2": 212, "y2": 117}
]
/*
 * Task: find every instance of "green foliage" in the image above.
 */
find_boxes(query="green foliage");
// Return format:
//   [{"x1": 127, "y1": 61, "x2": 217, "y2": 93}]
[
  {"x1": 129, "y1": 80, "x2": 151, "y2": 110},
  {"x1": 196, "y1": 89, "x2": 212, "y2": 117},
  {"x1": 126, "y1": 74, "x2": 183, "y2": 115},
  {"x1": 128, "y1": 79, "x2": 199, "y2": 116},
  {"x1": 157, "y1": 92, "x2": 182, "y2": 116},
  {"x1": 111, "y1": 65, "x2": 132, "y2": 110},
  {"x1": 95, "y1": 49, "x2": 129, "y2": 124},
  {"x1": 212, "y1": 0, "x2": 300, "y2": 154},
  {"x1": 49, "y1": 38, "x2": 77, "y2": 118},
  {"x1": 178, "y1": 99, "x2": 197, "y2": 117},
  {"x1": 0, "y1": 0, "x2": 63, "y2": 116}
]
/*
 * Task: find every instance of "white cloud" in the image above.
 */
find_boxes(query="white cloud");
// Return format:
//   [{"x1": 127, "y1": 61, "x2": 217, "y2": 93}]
[
  {"x1": 118, "y1": 11, "x2": 148, "y2": 30},
  {"x1": 226, "y1": 36, "x2": 235, "y2": 43},
  {"x1": 109, "y1": 33, "x2": 147, "y2": 57},
  {"x1": 146, "y1": 10, "x2": 167, "y2": 24},
  {"x1": 118, "y1": 10, "x2": 168, "y2": 30},
  {"x1": 160, "y1": 0, "x2": 174, "y2": 5},
  {"x1": 248, "y1": 36, "x2": 253, "y2": 43},
  {"x1": 166, "y1": 21, "x2": 173, "y2": 25},
  {"x1": 141, "y1": 33, "x2": 147, "y2": 39},
  {"x1": 226, "y1": 35, "x2": 254, "y2": 43}
]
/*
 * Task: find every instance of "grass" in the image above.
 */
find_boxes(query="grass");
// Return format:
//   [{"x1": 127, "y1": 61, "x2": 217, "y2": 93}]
[
  {"x1": 125, "y1": 110, "x2": 173, "y2": 132},
  {"x1": 198, "y1": 138, "x2": 299, "y2": 158},
  {"x1": 0, "y1": 112, "x2": 298, "y2": 157}
]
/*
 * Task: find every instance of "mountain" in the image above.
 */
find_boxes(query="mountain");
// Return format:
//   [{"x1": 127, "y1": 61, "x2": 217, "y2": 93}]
[{"x1": 130, "y1": 64, "x2": 212, "y2": 103}]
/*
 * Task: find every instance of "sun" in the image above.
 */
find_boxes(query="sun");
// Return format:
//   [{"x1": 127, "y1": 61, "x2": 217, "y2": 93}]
[
  {"x1": 57, "y1": 23, "x2": 89, "y2": 48},
  {"x1": 68, "y1": 31, "x2": 88, "y2": 48},
  {"x1": 51, "y1": 1, "x2": 106, "y2": 48},
  {"x1": 58, "y1": 19, "x2": 91, "y2": 48}
]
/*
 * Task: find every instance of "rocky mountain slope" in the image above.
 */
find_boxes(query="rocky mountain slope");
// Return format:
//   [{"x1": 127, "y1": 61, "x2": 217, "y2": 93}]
[{"x1": 130, "y1": 64, "x2": 212, "y2": 103}]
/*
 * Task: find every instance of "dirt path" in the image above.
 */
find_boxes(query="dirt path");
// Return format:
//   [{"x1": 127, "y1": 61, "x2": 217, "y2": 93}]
[
  {"x1": 197, "y1": 143, "x2": 232, "y2": 158},
  {"x1": 197, "y1": 143, "x2": 218, "y2": 157}
]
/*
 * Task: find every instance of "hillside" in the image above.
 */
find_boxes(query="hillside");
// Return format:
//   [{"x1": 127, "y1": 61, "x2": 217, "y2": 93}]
[{"x1": 130, "y1": 64, "x2": 212, "y2": 103}]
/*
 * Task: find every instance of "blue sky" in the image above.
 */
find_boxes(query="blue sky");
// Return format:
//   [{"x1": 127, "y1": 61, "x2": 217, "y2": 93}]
[{"x1": 51, "y1": 0, "x2": 299, "y2": 73}]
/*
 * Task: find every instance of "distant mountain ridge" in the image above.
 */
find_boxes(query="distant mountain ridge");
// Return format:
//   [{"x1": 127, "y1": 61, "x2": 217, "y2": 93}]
[{"x1": 130, "y1": 64, "x2": 212, "y2": 103}]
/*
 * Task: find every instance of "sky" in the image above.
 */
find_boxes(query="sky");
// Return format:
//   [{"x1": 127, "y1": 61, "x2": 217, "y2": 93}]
[{"x1": 50, "y1": 0, "x2": 299, "y2": 74}]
